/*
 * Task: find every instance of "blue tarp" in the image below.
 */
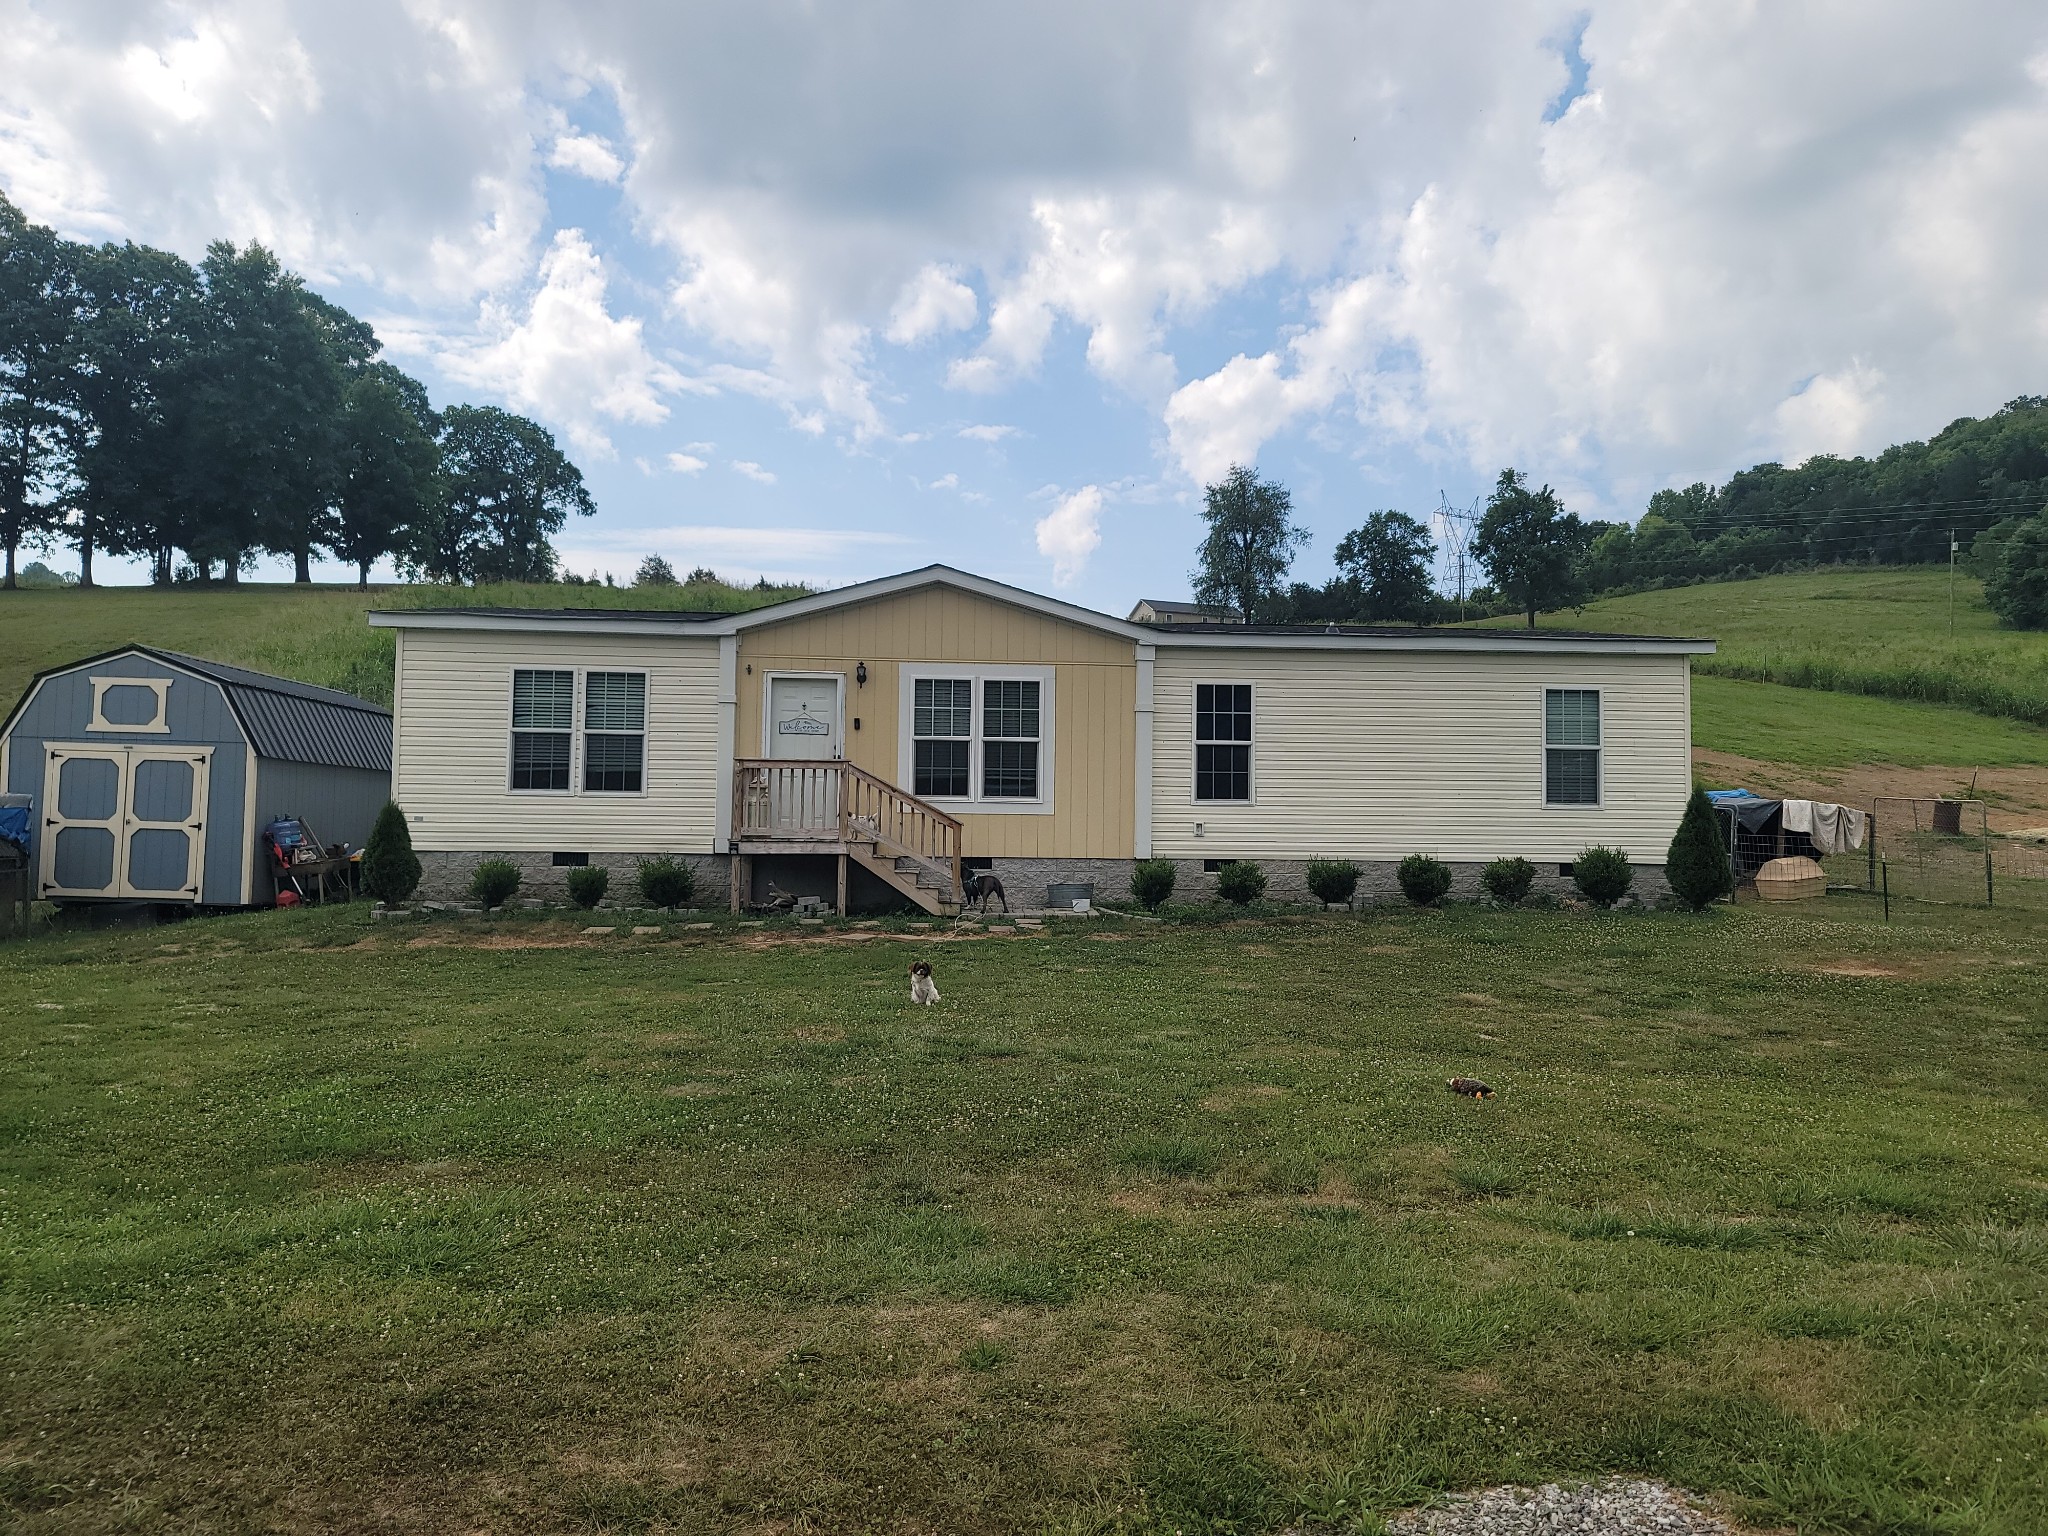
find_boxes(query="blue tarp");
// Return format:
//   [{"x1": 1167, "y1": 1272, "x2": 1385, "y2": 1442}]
[{"x1": 0, "y1": 804, "x2": 28, "y2": 852}]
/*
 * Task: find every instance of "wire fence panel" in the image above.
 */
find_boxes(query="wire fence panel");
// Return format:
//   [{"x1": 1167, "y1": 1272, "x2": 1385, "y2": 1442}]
[{"x1": 1864, "y1": 797, "x2": 2041, "y2": 909}]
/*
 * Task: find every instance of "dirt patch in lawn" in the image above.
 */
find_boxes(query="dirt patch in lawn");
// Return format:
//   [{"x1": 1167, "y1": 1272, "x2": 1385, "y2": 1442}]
[
  {"x1": 1694, "y1": 749, "x2": 2048, "y2": 831},
  {"x1": 404, "y1": 931, "x2": 596, "y2": 950}
]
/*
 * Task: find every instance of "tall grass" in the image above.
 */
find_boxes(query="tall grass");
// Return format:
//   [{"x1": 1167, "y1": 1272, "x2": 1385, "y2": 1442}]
[{"x1": 1484, "y1": 566, "x2": 2048, "y2": 727}]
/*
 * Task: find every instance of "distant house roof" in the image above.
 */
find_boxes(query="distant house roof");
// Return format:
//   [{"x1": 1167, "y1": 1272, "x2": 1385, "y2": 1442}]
[{"x1": 1127, "y1": 598, "x2": 1234, "y2": 623}]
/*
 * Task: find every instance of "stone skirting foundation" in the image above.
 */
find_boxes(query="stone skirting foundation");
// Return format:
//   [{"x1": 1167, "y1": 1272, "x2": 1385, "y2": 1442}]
[{"x1": 412, "y1": 849, "x2": 1671, "y2": 912}]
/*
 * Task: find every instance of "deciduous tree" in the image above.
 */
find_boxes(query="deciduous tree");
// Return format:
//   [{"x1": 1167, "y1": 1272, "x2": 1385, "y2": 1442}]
[
  {"x1": 406, "y1": 405, "x2": 595, "y2": 584},
  {"x1": 1334, "y1": 510, "x2": 1436, "y2": 622},
  {"x1": 0, "y1": 195, "x2": 80, "y2": 589},
  {"x1": 332, "y1": 363, "x2": 439, "y2": 589},
  {"x1": 1191, "y1": 464, "x2": 1307, "y2": 622},
  {"x1": 1472, "y1": 469, "x2": 1591, "y2": 627}
]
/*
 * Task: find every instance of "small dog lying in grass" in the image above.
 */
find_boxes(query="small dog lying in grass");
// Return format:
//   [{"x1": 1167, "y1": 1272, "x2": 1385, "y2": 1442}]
[
  {"x1": 1448, "y1": 1076, "x2": 1494, "y2": 1100},
  {"x1": 909, "y1": 960, "x2": 940, "y2": 1006}
]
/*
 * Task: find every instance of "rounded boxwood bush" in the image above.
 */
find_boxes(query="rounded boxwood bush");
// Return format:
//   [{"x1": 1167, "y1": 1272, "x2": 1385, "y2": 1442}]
[
  {"x1": 565, "y1": 865, "x2": 610, "y2": 910},
  {"x1": 1215, "y1": 860, "x2": 1267, "y2": 906},
  {"x1": 468, "y1": 858, "x2": 521, "y2": 910},
  {"x1": 636, "y1": 855, "x2": 696, "y2": 910},
  {"x1": 360, "y1": 800, "x2": 421, "y2": 905},
  {"x1": 1572, "y1": 845, "x2": 1634, "y2": 907},
  {"x1": 1305, "y1": 858, "x2": 1360, "y2": 906},
  {"x1": 1397, "y1": 853, "x2": 1453, "y2": 906},
  {"x1": 1480, "y1": 856, "x2": 1536, "y2": 907},
  {"x1": 1665, "y1": 787, "x2": 1735, "y2": 911},
  {"x1": 1130, "y1": 858, "x2": 1177, "y2": 910}
]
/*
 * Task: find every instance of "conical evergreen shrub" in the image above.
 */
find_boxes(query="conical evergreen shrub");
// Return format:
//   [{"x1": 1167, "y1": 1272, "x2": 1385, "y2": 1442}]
[
  {"x1": 1665, "y1": 787, "x2": 1734, "y2": 911},
  {"x1": 362, "y1": 800, "x2": 422, "y2": 905}
]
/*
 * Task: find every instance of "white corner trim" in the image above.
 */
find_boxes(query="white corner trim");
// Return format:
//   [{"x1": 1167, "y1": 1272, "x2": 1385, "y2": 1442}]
[
  {"x1": 714, "y1": 635, "x2": 738, "y2": 847},
  {"x1": 1134, "y1": 643, "x2": 1155, "y2": 858}
]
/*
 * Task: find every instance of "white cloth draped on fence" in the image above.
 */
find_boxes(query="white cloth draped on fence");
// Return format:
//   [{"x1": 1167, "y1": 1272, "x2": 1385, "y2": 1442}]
[{"x1": 1781, "y1": 799, "x2": 1867, "y2": 855}]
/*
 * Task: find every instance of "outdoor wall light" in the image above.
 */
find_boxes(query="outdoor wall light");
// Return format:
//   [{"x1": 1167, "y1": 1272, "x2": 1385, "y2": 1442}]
[{"x1": 856, "y1": 661, "x2": 868, "y2": 687}]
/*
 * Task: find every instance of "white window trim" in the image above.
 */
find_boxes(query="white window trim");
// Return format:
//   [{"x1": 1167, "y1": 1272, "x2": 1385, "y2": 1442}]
[
  {"x1": 505, "y1": 666, "x2": 651, "y2": 799},
  {"x1": 1190, "y1": 679, "x2": 1257, "y2": 807},
  {"x1": 758, "y1": 671, "x2": 847, "y2": 758},
  {"x1": 1540, "y1": 684, "x2": 1603, "y2": 809},
  {"x1": 87, "y1": 676, "x2": 172, "y2": 734},
  {"x1": 897, "y1": 664, "x2": 1055, "y2": 816}
]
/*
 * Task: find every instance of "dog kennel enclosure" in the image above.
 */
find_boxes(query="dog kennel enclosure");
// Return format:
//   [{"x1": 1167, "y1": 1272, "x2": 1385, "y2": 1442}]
[{"x1": 0, "y1": 647, "x2": 391, "y2": 907}]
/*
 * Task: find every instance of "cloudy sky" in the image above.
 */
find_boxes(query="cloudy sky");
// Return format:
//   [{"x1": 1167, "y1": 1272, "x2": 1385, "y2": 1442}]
[{"x1": 5, "y1": 2, "x2": 2047, "y2": 604}]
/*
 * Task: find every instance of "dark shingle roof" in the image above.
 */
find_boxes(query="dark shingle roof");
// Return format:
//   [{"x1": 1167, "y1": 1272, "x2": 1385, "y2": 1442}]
[
  {"x1": 152, "y1": 650, "x2": 391, "y2": 772},
  {"x1": 1146, "y1": 622, "x2": 1712, "y2": 642}
]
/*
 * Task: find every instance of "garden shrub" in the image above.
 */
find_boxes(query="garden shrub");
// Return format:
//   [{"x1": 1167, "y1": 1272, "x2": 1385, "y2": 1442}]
[
  {"x1": 1572, "y1": 845, "x2": 1634, "y2": 907},
  {"x1": 1665, "y1": 787, "x2": 1735, "y2": 910},
  {"x1": 1304, "y1": 857, "x2": 1360, "y2": 906},
  {"x1": 1214, "y1": 860, "x2": 1267, "y2": 905},
  {"x1": 468, "y1": 859, "x2": 521, "y2": 910},
  {"x1": 565, "y1": 865, "x2": 610, "y2": 910},
  {"x1": 636, "y1": 856, "x2": 696, "y2": 910},
  {"x1": 1396, "y1": 853, "x2": 1453, "y2": 906},
  {"x1": 360, "y1": 800, "x2": 421, "y2": 905},
  {"x1": 1480, "y1": 856, "x2": 1536, "y2": 906},
  {"x1": 1130, "y1": 858, "x2": 1177, "y2": 910}
]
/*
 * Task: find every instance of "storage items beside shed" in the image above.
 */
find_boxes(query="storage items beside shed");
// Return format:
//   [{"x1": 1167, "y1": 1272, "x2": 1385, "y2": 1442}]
[{"x1": 0, "y1": 647, "x2": 391, "y2": 907}]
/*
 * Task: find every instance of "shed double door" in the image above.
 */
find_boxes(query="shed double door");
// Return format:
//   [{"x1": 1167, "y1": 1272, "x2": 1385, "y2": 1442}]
[{"x1": 39, "y1": 743, "x2": 211, "y2": 901}]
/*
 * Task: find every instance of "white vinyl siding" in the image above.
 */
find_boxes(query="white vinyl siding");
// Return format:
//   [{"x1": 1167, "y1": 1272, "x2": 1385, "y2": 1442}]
[
  {"x1": 1151, "y1": 649, "x2": 1691, "y2": 862},
  {"x1": 396, "y1": 632, "x2": 717, "y2": 851}
]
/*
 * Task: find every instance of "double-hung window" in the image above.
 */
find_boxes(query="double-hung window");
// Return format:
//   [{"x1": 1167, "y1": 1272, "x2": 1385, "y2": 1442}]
[
  {"x1": 511, "y1": 669, "x2": 575, "y2": 791},
  {"x1": 1194, "y1": 683, "x2": 1253, "y2": 802},
  {"x1": 980, "y1": 679, "x2": 1040, "y2": 799},
  {"x1": 912, "y1": 678, "x2": 973, "y2": 798},
  {"x1": 1544, "y1": 688, "x2": 1600, "y2": 805},
  {"x1": 583, "y1": 672, "x2": 647, "y2": 793},
  {"x1": 904, "y1": 670, "x2": 1051, "y2": 807}
]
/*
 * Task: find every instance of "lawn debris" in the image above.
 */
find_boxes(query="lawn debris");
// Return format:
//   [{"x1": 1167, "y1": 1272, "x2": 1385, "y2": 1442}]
[{"x1": 1448, "y1": 1076, "x2": 1495, "y2": 1100}]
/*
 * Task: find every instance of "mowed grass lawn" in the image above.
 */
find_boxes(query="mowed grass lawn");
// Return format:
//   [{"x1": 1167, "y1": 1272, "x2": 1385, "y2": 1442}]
[{"x1": 4, "y1": 904, "x2": 2046, "y2": 1535}]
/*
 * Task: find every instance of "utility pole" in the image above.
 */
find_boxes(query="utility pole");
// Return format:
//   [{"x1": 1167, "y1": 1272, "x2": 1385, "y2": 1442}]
[{"x1": 1949, "y1": 527, "x2": 1958, "y2": 642}]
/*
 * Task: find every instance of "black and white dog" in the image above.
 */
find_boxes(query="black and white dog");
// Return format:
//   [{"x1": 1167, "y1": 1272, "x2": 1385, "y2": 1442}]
[
  {"x1": 964, "y1": 871, "x2": 1008, "y2": 913},
  {"x1": 909, "y1": 959, "x2": 940, "y2": 1006}
]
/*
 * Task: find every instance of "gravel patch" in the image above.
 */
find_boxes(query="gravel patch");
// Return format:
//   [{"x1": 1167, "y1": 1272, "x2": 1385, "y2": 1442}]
[{"x1": 1385, "y1": 1478, "x2": 1745, "y2": 1535}]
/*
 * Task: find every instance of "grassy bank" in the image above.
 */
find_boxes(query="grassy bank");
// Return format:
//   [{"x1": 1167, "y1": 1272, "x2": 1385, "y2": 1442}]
[
  {"x1": 1691, "y1": 674, "x2": 2048, "y2": 768},
  {"x1": 1488, "y1": 567, "x2": 2048, "y2": 727},
  {"x1": 3, "y1": 904, "x2": 2043, "y2": 1532},
  {"x1": 0, "y1": 578, "x2": 802, "y2": 710}
]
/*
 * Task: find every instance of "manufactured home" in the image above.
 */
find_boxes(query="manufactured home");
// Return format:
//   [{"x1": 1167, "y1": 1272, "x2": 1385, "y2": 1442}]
[
  {"x1": 370, "y1": 565, "x2": 1712, "y2": 912},
  {"x1": 0, "y1": 648, "x2": 391, "y2": 907}
]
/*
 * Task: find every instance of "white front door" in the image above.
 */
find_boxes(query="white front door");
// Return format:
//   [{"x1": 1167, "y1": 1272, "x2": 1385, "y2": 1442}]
[
  {"x1": 764, "y1": 676, "x2": 842, "y2": 833},
  {"x1": 767, "y1": 676, "x2": 842, "y2": 760},
  {"x1": 39, "y1": 744, "x2": 210, "y2": 901}
]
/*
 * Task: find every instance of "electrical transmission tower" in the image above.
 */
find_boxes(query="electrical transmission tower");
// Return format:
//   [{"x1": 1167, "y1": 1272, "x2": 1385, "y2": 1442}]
[{"x1": 1435, "y1": 491, "x2": 1482, "y2": 620}]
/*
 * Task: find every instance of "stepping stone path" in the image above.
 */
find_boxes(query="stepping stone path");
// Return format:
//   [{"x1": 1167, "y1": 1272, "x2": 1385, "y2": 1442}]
[
  {"x1": 988, "y1": 925, "x2": 1016, "y2": 934},
  {"x1": 582, "y1": 926, "x2": 616, "y2": 936},
  {"x1": 685, "y1": 922, "x2": 714, "y2": 930},
  {"x1": 907, "y1": 921, "x2": 932, "y2": 929},
  {"x1": 1016, "y1": 918, "x2": 1043, "y2": 928},
  {"x1": 799, "y1": 917, "x2": 825, "y2": 926},
  {"x1": 631, "y1": 926, "x2": 662, "y2": 936}
]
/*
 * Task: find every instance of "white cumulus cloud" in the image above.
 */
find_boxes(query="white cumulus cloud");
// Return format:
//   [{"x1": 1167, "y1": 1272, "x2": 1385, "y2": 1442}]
[
  {"x1": 885, "y1": 265, "x2": 978, "y2": 345},
  {"x1": 731, "y1": 459, "x2": 777, "y2": 484},
  {"x1": 665, "y1": 452, "x2": 708, "y2": 473},
  {"x1": 1035, "y1": 485, "x2": 1105, "y2": 586},
  {"x1": 416, "y1": 227, "x2": 682, "y2": 456},
  {"x1": 548, "y1": 131, "x2": 624, "y2": 184}
]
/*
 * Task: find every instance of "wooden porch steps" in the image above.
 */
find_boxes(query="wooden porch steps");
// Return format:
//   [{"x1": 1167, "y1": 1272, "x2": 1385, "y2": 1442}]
[{"x1": 732, "y1": 758, "x2": 964, "y2": 916}]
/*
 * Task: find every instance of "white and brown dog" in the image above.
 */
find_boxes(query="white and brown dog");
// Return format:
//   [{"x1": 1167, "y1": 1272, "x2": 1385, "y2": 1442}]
[{"x1": 909, "y1": 960, "x2": 940, "y2": 1006}]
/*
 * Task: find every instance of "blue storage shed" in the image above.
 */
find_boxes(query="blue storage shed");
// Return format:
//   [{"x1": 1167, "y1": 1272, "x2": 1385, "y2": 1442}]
[{"x1": 0, "y1": 647, "x2": 391, "y2": 907}]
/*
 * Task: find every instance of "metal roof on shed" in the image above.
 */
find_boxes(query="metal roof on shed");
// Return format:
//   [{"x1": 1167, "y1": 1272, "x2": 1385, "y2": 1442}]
[{"x1": 151, "y1": 651, "x2": 391, "y2": 772}]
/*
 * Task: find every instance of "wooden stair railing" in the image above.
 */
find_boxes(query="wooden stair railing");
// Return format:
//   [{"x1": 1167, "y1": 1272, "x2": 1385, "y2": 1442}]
[{"x1": 732, "y1": 759, "x2": 964, "y2": 912}]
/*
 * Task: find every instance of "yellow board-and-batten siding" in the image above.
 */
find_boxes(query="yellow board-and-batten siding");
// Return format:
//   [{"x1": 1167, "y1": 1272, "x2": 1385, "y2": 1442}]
[
  {"x1": 1149, "y1": 647, "x2": 1694, "y2": 862},
  {"x1": 734, "y1": 586, "x2": 1137, "y2": 859},
  {"x1": 389, "y1": 628, "x2": 721, "y2": 851}
]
